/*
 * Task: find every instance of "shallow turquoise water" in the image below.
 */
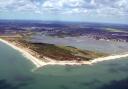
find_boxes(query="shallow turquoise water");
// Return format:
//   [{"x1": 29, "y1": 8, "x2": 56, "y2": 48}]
[{"x1": 0, "y1": 42, "x2": 128, "y2": 89}]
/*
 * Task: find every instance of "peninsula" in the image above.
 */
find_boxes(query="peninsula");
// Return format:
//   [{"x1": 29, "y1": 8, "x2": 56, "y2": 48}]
[{"x1": 0, "y1": 36, "x2": 128, "y2": 68}]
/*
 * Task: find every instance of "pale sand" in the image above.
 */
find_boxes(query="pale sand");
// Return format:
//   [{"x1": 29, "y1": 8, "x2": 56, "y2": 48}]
[
  {"x1": 0, "y1": 38, "x2": 128, "y2": 69},
  {"x1": 0, "y1": 38, "x2": 46, "y2": 68}
]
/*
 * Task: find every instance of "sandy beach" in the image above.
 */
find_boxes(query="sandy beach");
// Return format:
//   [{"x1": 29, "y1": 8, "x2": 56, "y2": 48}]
[
  {"x1": 0, "y1": 38, "x2": 46, "y2": 68},
  {"x1": 0, "y1": 38, "x2": 128, "y2": 69}
]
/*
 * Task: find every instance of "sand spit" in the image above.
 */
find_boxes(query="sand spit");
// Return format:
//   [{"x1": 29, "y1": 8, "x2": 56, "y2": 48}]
[{"x1": 0, "y1": 38, "x2": 128, "y2": 69}]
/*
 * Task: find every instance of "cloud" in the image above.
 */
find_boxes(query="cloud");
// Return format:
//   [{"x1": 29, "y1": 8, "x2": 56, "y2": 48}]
[
  {"x1": 0, "y1": 0, "x2": 38, "y2": 12},
  {"x1": 0, "y1": 0, "x2": 128, "y2": 16}
]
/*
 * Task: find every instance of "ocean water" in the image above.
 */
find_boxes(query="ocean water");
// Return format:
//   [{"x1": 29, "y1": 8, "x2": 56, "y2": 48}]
[{"x1": 0, "y1": 42, "x2": 128, "y2": 89}]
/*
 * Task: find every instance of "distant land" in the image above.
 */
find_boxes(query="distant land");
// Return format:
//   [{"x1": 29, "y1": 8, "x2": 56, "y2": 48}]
[{"x1": 0, "y1": 20, "x2": 128, "y2": 42}]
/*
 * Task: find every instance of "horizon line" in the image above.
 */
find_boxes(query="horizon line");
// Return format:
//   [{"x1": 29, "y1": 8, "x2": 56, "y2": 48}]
[{"x1": 0, "y1": 19, "x2": 128, "y2": 25}]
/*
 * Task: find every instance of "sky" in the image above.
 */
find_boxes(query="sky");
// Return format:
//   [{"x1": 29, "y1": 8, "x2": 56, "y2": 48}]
[{"x1": 0, "y1": 0, "x2": 128, "y2": 24}]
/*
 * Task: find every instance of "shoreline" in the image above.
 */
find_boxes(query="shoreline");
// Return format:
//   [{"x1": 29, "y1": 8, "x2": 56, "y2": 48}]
[
  {"x1": 0, "y1": 38, "x2": 46, "y2": 68},
  {"x1": 0, "y1": 38, "x2": 128, "y2": 68}
]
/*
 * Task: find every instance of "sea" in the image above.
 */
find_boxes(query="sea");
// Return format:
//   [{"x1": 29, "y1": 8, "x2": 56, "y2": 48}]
[{"x1": 0, "y1": 39, "x2": 128, "y2": 89}]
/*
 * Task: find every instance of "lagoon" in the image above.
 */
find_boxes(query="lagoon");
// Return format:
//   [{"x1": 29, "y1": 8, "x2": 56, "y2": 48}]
[{"x1": 31, "y1": 35, "x2": 128, "y2": 54}]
